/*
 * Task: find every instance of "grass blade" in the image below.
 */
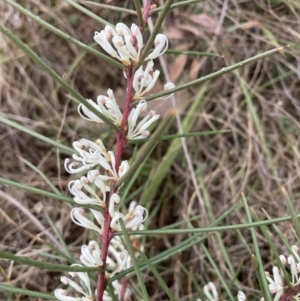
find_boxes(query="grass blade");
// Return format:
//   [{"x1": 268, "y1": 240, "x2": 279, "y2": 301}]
[
  {"x1": 3, "y1": 0, "x2": 123, "y2": 69},
  {"x1": 242, "y1": 194, "x2": 272, "y2": 301},
  {"x1": 137, "y1": 249, "x2": 177, "y2": 301},
  {"x1": 0, "y1": 284, "x2": 55, "y2": 300},
  {"x1": 128, "y1": 130, "x2": 230, "y2": 144},
  {"x1": 142, "y1": 47, "x2": 286, "y2": 103},
  {"x1": 0, "y1": 23, "x2": 121, "y2": 131},
  {"x1": 0, "y1": 115, "x2": 73, "y2": 155},
  {"x1": 18, "y1": 156, "x2": 61, "y2": 195},
  {"x1": 64, "y1": 0, "x2": 111, "y2": 26}
]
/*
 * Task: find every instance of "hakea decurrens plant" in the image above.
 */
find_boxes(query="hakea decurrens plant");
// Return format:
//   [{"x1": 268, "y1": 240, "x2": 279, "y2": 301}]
[
  {"x1": 51, "y1": 8, "x2": 295, "y2": 301},
  {"x1": 56, "y1": 8, "x2": 175, "y2": 300}
]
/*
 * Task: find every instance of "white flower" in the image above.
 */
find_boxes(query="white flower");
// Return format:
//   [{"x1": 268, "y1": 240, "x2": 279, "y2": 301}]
[
  {"x1": 237, "y1": 291, "x2": 246, "y2": 301},
  {"x1": 54, "y1": 289, "x2": 82, "y2": 301},
  {"x1": 78, "y1": 89, "x2": 123, "y2": 126},
  {"x1": 105, "y1": 237, "x2": 132, "y2": 274},
  {"x1": 263, "y1": 245, "x2": 300, "y2": 301},
  {"x1": 65, "y1": 139, "x2": 127, "y2": 181},
  {"x1": 87, "y1": 169, "x2": 112, "y2": 185},
  {"x1": 109, "y1": 196, "x2": 148, "y2": 231},
  {"x1": 80, "y1": 240, "x2": 103, "y2": 267},
  {"x1": 203, "y1": 282, "x2": 219, "y2": 301},
  {"x1": 162, "y1": 82, "x2": 176, "y2": 99},
  {"x1": 109, "y1": 249, "x2": 129, "y2": 276},
  {"x1": 54, "y1": 271, "x2": 93, "y2": 301},
  {"x1": 71, "y1": 207, "x2": 104, "y2": 234},
  {"x1": 118, "y1": 160, "x2": 129, "y2": 178},
  {"x1": 108, "y1": 193, "x2": 121, "y2": 218},
  {"x1": 287, "y1": 245, "x2": 300, "y2": 284},
  {"x1": 124, "y1": 205, "x2": 148, "y2": 229},
  {"x1": 133, "y1": 60, "x2": 160, "y2": 100},
  {"x1": 94, "y1": 23, "x2": 143, "y2": 66},
  {"x1": 68, "y1": 177, "x2": 106, "y2": 207},
  {"x1": 145, "y1": 33, "x2": 168, "y2": 60},
  {"x1": 127, "y1": 100, "x2": 160, "y2": 140},
  {"x1": 65, "y1": 139, "x2": 110, "y2": 174},
  {"x1": 197, "y1": 283, "x2": 246, "y2": 301},
  {"x1": 265, "y1": 266, "x2": 284, "y2": 301},
  {"x1": 132, "y1": 61, "x2": 175, "y2": 102},
  {"x1": 77, "y1": 99, "x2": 104, "y2": 124},
  {"x1": 94, "y1": 23, "x2": 168, "y2": 66}
]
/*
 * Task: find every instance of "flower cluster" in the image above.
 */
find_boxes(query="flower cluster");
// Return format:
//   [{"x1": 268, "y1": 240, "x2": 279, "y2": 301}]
[
  {"x1": 94, "y1": 23, "x2": 168, "y2": 66},
  {"x1": 78, "y1": 88, "x2": 160, "y2": 139},
  {"x1": 78, "y1": 23, "x2": 175, "y2": 141},
  {"x1": 55, "y1": 239, "x2": 136, "y2": 301},
  {"x1": 56, "y1": 20, "x2": 174, "y2": 301},
  {"x1": 57, "y1": 135, "x2": 147, "y2": 300},
  {"x1": 264, "y1": 245, "x2": 300, "y2": 301}
]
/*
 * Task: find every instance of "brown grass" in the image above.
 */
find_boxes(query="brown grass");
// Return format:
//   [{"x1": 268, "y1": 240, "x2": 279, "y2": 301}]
[{"x1": 1, "y1": 0, "x2": 300, "y2": 300}]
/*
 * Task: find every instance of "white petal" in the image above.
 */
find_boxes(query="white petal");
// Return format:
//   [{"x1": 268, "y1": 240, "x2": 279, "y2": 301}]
[
  {"x1": 60, "y1": 276, "x2": 86, "y2": 296},
  {"x1": 94, "y1": 31, "x2": 119, "y2": 59},
  {"x1": 109, "y1": 193, "x2": 121, "y2": 218},
  {"x1": 70, "y1": 264, "x2": 92, "y2": 297},
  {"x1": 145, "y1": 34, "x2": 168, "y2": 60},
  {"x1": 116, "y1": 23, "x2": 131, "y2": 36},
  {"x1": 127, "y1": 100, "x2": 147, "y2": 129},
  {"x1": 125, "y1": 205, "x2": 148, "y2": 229},
  {"x1": 54, "y1": 289, "x2": 81, "y2": 301},
  {"x1": 78, "y1": 99, "x2": 104, "y2": 123},
  {"x1": 237, "y1": 291, "x2": 246, "y2": 301},
  {"x1": 71, "y1": 208, "x2": 102, "y2": 233},
  {"x1": 131, "y1": 24, "x2": 143, "y2": 58},
  {"x1": 91, "y1": 209, "x2": 105, "y2": 229},
  {"x1": 118, "y1": 160, "x2": 129, "y2": 178},
  {"x1": 110, "y1": 213, "x2": 122, "y2": 231}
]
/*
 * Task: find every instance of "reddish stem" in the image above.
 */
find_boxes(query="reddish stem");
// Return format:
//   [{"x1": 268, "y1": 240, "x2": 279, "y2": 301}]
[
  {"x1": 96, "y1": 3, "x2": 154, "y2": 299},
  {"x1": 142, "y1": 0, "x2": 152, "y2": 29},
  {"x1": 96, "y1": 67, "x2": 134, "y2": 301}
]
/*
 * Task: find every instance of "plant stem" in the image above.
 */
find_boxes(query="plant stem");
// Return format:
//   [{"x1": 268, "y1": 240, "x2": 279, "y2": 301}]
[
  {"x1": 96, "y1": 3, "x2": 155, "y2": 298},
  {"x1": 96, "y1": 66, "x2": 134, "y2": 301},
  {"x1": 136, "y1": 0, "x2": 174, "y2": 69}
]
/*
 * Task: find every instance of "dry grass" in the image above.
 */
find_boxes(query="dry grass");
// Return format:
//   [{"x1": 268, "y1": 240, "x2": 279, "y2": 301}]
[{"x1": 1, "y1": 0, "x2": 300, "y2": 300}]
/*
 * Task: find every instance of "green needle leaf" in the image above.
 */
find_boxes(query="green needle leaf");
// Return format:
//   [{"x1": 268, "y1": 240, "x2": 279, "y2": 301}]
[
  {"x1": 0, "y1": 250, "x2": 100, "y2": 272},
  {"x1": 3, "y1": 0, "x2": 124, "y2": 69},
  {"x1": 141, "y1": 47, "x2": 286, "y2": 103},
  {"x1": 242, "y1": 193, "x2": 272, "y2": 301},
  {"x1": 64, "y1": 0, "x2": 112, "y2": 26},
  {"x1": 119, "y1": 219, "x2": 150, "y2": 301},
  {"x1": 137, "y1": 249, "x2": 177, "y2": 301},
  {"x1": 128, "y1": 130, "x2": 230, "y2": 144},
  {"x1": 0, "y1": 177, "x2": 100, "y2": 210},
  {"x1": 0, "y1": 116, "x2": 73, "y2": 155},
  {"x1": 0, "y1": 23, "x2": 121, "y2": 131},
  {"x1": 0, "y1": 284, "x2": 55, "y2": 300}
]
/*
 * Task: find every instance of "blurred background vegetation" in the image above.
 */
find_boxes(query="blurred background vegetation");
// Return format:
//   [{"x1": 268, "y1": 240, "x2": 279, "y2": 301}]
[{"x1": 1, "y1": 0, "x2": 300, "y2": 300}]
